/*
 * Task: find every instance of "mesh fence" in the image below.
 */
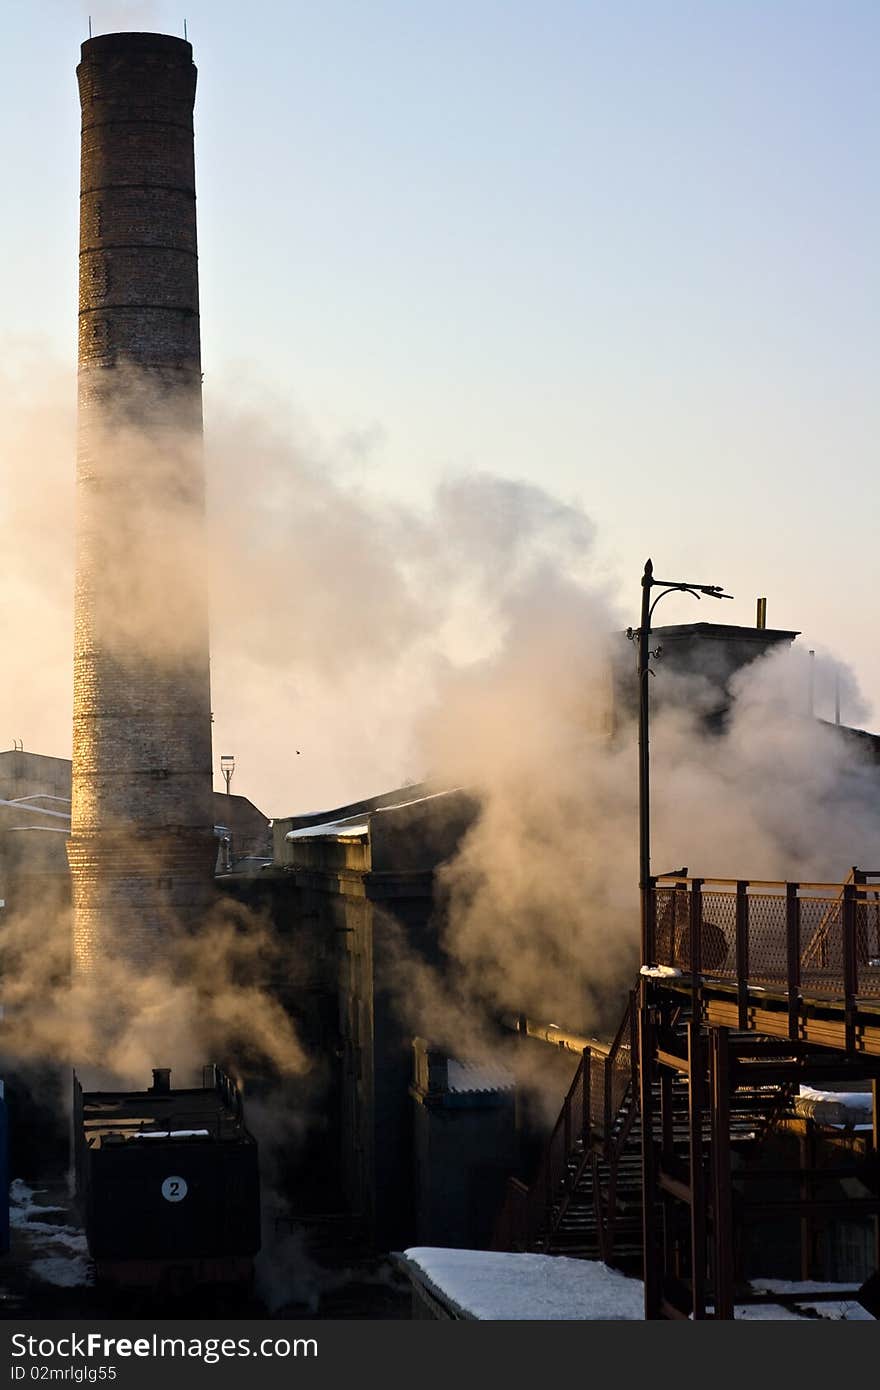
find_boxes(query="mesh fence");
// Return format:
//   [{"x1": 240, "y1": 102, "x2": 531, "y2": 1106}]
[
  {"x1": 745, "y1": 891, "x2": 789, "y2": 984},
  {"x1": 590, "y1": 1052, "x2": 607, "y2": 1134},
  {"x1": 800, "y1": 895, "x2": 843, "y2": 996},
  {"x1": 698, "y1": 891, "x2": 737, "y2": 978},
  {"x1": 654, "y1": 881, "x2": 880, "y2": 1000},
  {"x1": 610, "y1": 1035, "x2": 633, "y2": 1116},
  {"x1": 568, "y1": 1062, "x2": 586, "y2": 1144},
  {"x1": 545, "y1": 1113, "x2": 567, "y2": 1208},
  {"x1": 654, "y1": 886, "x2": 688, "y2": 967},
  {"x1": 610, "y1": 998, "x2": 634, "y2": 1116},
  {"x1": 856, "y1": 895, "x2": 880, "y2": 998}
]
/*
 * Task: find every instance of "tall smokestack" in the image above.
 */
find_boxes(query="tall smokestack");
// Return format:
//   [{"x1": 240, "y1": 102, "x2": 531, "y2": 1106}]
[{"x1": 69, "y1": 34, "x2": 215, "y2": 985}]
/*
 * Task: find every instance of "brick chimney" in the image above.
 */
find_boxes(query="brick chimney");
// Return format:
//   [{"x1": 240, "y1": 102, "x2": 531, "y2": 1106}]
[{"x1": 68, "y1": 33, "x2": 215, "y2": 982}]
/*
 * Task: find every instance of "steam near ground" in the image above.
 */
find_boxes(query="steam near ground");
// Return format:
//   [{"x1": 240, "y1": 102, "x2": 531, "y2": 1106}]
[
  {"x1": 1, "y1": 897, "x2": 306, "y2": 1085},
  {"x1": 1, "y1": 349, "x2": 879, "y2": 1072}
]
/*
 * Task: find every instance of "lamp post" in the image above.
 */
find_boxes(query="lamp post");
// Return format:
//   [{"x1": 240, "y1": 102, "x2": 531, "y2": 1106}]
[
  {"x1": 628, "y1": 558, "x2": 732, "y2": 966},
  {"x1": 629, "y1": 559, "x2": 732, "y2": 1318}
]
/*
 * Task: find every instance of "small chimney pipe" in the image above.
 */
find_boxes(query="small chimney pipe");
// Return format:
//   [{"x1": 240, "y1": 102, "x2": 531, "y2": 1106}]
[
  {"x1": 756, "y1": 597, "x2": 767, "y2": 630},
  {"x1": 151, "y1": 1068, "x2": 172, "y2": 1094}
]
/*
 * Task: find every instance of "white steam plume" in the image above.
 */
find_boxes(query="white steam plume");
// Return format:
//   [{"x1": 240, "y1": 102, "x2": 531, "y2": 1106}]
[{"x1": 2, "y1": 352, "x2": 879, "y2": 1058}]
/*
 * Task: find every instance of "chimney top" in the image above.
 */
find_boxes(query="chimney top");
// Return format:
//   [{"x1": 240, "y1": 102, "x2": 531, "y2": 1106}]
[{"x1": 80, "y1": 32, "x2": 193, "y2": 63}]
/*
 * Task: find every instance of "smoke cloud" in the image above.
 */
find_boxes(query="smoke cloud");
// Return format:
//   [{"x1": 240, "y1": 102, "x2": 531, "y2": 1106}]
[
  {"x1": 0, "y1": 889, "x2": 306, "y2": 1089},
  {"x1": 398, "y1": 637, "x2": 880, "y2": 1042},
  {"x1": 2, "y1": 347, "x2": 879, "y2": 1072}
]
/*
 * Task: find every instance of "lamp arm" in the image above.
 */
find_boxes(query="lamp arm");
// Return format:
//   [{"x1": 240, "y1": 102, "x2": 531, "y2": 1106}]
[{"x1": 648, "y1": 584, "x2": 700, "y2": 627}]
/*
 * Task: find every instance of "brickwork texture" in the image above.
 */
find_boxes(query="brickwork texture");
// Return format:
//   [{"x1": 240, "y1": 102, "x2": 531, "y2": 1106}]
[{"x1": 69, "y1": 33, "x2": 215, "y2": 976}]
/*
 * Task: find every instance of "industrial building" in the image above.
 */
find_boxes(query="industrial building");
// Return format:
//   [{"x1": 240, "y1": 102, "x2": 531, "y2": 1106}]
[
  {"x1": 0, "y1": 749, "x2": 269, "y2": 916},
  {"x1": 1, "y1": 28, "x2": 877, "y2": 1319},
  {"x1": 5, "y1": 607, "x2": 879, "y2": 1295}
]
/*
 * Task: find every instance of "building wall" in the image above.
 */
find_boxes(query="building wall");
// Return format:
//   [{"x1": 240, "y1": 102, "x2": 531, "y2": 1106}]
[
  {"x1": 411, "y1": 1045, "x2": 517, "y2": 1249},
  {"x1": 0, "y1": 752, "x2": 72, "y2": 806},
  {"x1": 611, "y1": 622, "x2": 800, "y2": 728},
  {"x1": 273, "y1": 794, "x2": 480, "y2": 1241},
  {"x1": 276, "y1": 790, "x2": 469, "y2": 1247}
]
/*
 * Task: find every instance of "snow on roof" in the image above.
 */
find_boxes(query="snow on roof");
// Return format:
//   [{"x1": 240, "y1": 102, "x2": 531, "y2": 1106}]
[
  {"x1": 370, "y1": 788, "x2": 465, "y2": 818},
  {"x1": 8, "y1": 800, "x2": 70, "y2": 811},
  {"x1": 0, "y1": 797, "x2": 70, "y2": 821},
  {"x1": 285, "y1": 816, "x2": 369, "y2": 842},
  {"x1": 447, "y1": 1060, "x2": 515, "y2": 1094},
  {"x1": 131, "y1": 1129, "x2": 210, "y2": 1140},
  {"x1": 9, "y1": 825, "x2": 70, "y2": 833},
  {"x1": 399, "y1": 1250, "x2": 875, "y2": 1321},
  {"x1": 284, "y1": 788, "x2": 465, "y2": 843},
  {"x1": 401, "y1": 1248, "x2": 645, "y2": 1320}
]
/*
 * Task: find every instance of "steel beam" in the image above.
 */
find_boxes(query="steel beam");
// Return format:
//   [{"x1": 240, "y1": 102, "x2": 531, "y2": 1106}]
[
  {"x1": 709, "y1": 1028, "x2": 734, "y2": 1319},
  {"x1": 687, "y1": 1020, "x2": 707, "y2": 1318}
]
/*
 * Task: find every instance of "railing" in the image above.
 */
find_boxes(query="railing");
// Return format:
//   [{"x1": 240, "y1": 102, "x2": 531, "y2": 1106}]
[
  {"x1": 495, "y1": 871, "x2": 879, "y2": 1256},
  {"x1": 493, "y1": 993, "x2": 637, "y2": 1251},
  {"x1": 801, "y1": 868, "x2": 880, "y2": 970},
  {"x1": 652, "y1": 872, "x2": 880, "y2": 1021}
]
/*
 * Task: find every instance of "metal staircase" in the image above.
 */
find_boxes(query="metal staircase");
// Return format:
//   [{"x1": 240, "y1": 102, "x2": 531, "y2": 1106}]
[{"x1": 493, "y1": 987, "x2": 795, "y2": 1271}]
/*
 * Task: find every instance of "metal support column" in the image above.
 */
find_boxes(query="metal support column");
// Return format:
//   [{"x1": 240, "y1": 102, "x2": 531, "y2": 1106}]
[
  {"x1": 709, "y1": 1028, "x2": 734, "y2": 1318},
  {"x1": 639, "y1": 995, "x2": 660, "y2": 1318},
  {"x1": 874, "y1": 1078, "x2": 880, "y2": 1273},
  {"x1": 659, "y1": 1061, "x2": 676, "y2": 1286},
  {"x1": 688, "y1": 1019, "x2": 707, "y2": 1318}
]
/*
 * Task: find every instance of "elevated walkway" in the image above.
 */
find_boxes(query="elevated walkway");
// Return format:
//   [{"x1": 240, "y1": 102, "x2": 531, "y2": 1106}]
[{"x1": 494, "y1": 870, "x2": 880, "y2": 1319}]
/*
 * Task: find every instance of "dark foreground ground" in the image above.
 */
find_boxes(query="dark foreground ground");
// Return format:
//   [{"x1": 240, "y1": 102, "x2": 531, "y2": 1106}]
[{"x1": 3, "y1": 1180, "x2": 411, "y2": 1320}]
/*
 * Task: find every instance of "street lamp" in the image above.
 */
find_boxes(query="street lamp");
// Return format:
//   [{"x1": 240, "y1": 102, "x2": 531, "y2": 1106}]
[
  {"x1": 630, "y1": 559, "x2": 732, "y2": 1318},
  {"x1": 220, "y1": 754, "x2": 235, "y2": 796},
  {"x1": 627, "y1": 558, "x2": 732, "y2": 967}
]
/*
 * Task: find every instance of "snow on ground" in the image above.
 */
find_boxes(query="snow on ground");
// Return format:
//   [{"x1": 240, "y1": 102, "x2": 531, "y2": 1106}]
[
  {"x1": 797, "y1": 1088, "x2": 872, "y2": 1113},
  {"x1": 9, "y1": 1180, "x2": 93, "y2": 1288},
  {"x1": 29, "y1": 1255, "x2": 93, "y2": 1288},
  {"x1": 401, "y1": 1249, "x2": 875, "y2": 1321},
  {"x1": 9, "y1": 1180, "x2": 66, "y2": 1226},
  {"x1": 795, "y1": 1086, "x2": 873, "y2": 1126},
  {"x1": 749, "y1": 1279, "x2": 873, "y2": 1322}
]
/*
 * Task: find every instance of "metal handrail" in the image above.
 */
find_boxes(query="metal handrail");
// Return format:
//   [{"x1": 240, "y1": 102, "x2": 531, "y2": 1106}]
[
  {"x1": 652, "y1": 875, "x2": 880, "y2": 1026},
  {"x1": 801, "y1": 869, "x2": 880, "y2": 968},
  {"x1": 801, "y1": 868, "x2": 854, "y2": 969},
  {"x1": 656, "y1": 875, "x2": 880, "y2": 894},
  {"x1": 494, "y1": 993, "x2": 638, "y2": 1251}
]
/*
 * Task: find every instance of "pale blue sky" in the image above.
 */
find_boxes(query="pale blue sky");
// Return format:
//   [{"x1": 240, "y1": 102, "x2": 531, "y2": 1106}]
[{"x1": 3, "y1": 0, "x2": 879, "y2": 729}]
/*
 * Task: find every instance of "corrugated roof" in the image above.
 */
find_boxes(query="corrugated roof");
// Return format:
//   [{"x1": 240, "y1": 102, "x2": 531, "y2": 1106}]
[{"x1": 447, "y1": 1059, "x2": 515, "y2": 1095}]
